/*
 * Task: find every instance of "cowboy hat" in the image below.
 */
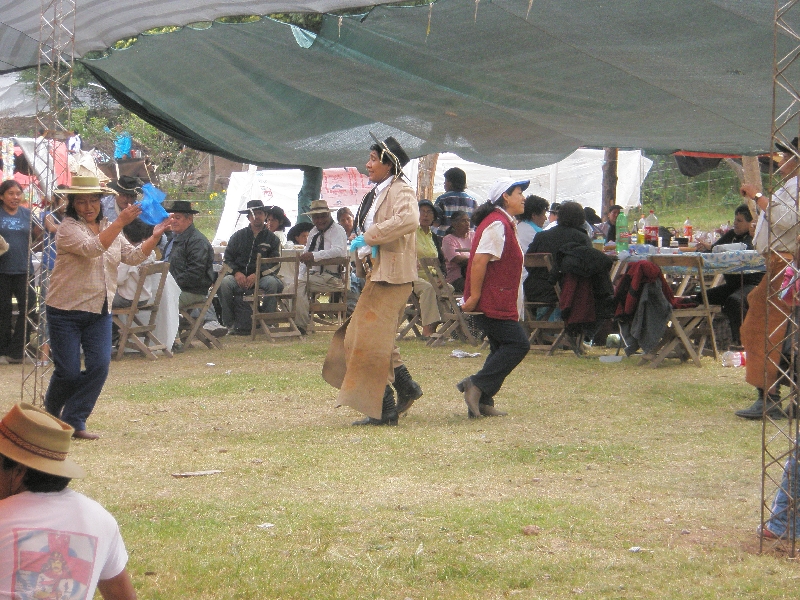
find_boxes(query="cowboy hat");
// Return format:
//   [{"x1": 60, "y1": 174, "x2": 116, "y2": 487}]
[
  {"x1": 239, "y1": 199, "x2": 268, "y2": 215},
  {"x1": 303, "y1": 199, "x2": 336, "y2": 216},
  {"x1": 369, "y1": 132, "x2": 411, "y2": 176},
  {"x1": 54, "y1": 175, "x2": 115, "y2": 196},
  {"x1": 265, "y1": 205, "x2": 291, "y2": 228},
  {"x1": 164, "y1": 200, "x2": 199, "y2": 214},
  {"x1": 0, "y1": 403, "x2": 85, "y2": 479},
  {"x1": 107, "y1": 175, "x2": 143, "y2": 197}
]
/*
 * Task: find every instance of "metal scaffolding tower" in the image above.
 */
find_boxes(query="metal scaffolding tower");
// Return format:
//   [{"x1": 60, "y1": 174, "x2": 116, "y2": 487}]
[
  {"x1": 759, "y1": 0, "x2": 800, "y2": 556},
  {"x1": 21, "y1": 0, "x2": 76, "y2": 405}
]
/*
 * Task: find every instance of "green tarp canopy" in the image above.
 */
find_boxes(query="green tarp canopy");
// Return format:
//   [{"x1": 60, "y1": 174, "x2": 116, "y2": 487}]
[{"x1": 5, "y1": 0, "x2": 800, "y2": 168}]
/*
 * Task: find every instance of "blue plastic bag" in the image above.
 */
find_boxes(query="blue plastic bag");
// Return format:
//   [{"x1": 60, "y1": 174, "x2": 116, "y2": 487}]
[{"x1": 137, "y1": 183, "x2": 169, "y2": 226}]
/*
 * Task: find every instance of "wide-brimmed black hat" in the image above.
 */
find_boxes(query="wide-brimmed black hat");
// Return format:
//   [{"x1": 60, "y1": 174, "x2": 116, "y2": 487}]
[
  {"x1": 164, "y1": 200, "x2": 199, "y2": 214},
  {"x1": 265, "y1": 205, "x2": 291, "y2": 229},
  {"x1": 239, "y1": 199, "x2": 269, "y2": 215},
  {"x1": 108, "y1": 175, "x2": 143, "y2": 197},
  {"x1": 776, "y1": 137, "x2": 800, "y2": 154},
  {"x1": 370, "y1": 132, "x2": 410, "y2": 175}
]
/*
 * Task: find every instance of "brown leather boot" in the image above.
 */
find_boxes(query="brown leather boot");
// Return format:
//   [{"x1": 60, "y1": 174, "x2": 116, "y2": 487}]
[{"x1": 479, "y1": 404, "x2": 507, "y2": 417}]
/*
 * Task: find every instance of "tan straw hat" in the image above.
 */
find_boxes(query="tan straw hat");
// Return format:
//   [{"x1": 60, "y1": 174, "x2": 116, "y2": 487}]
[
  {"x1": 0, "y1": 403, "x2": 85, "y2": 479},
  {"x1": 303, "y1": 199, "x2": 336, "y2": 216},
  {"x1": 54, "y1": 175, "x2": 115, "y2": 196}
]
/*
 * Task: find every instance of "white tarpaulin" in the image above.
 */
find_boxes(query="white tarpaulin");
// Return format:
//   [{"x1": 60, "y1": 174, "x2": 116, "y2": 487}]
[
  {"x1": 213, "y1": 149, "x2": 652, "y2": 244},
  {"x1": 417, "y1": 149, "x2": 652, "y2": 213},
  {"x1": 213, "y1": 166, "x2": 371, "y2": 245}
]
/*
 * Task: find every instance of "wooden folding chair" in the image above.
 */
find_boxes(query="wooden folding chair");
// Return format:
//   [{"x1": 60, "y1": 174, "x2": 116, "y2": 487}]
[
  {"x1": 643, "y1": 254, "x2": 721, "y2": 367},
  {"x1": 179, "y1": 264, "x2": 230, "y2": 350},
  {"x1": 112, "y1": 261, "x2": 173, "y2": 360},
  {"x1": 306, "y1": 257, "x2": 349, "y2": 333},
  {"x1": 397, "y1": 292, "x2": 424, "y2": 340},
  {"x1": 419, "y1": 257, "x2": 477, "y2": 346},
  {"x1": 522, "y1": 253, "x2": 578, "y2": 355},
  {"x1": 250, "y1": 254, "x2": 303, "y2": 340}
]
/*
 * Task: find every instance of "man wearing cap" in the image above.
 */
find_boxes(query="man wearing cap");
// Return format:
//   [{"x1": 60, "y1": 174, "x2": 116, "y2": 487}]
[
  {"x1": 218, "y1": 200, "x2": 283, "y2": 334},
  {"x1": 0, "y1": 403, "x2": 136, "y2": 599},
  {"x1": 291, "y1": 200, "x2": 348, "y2": 335},
  {"x1": 100, "y1": 176, "x2": 143, "y2": 223},
  {"x1": 163, "y1": 200, "x2": 227, "y2": 342},
  {"x1": 544, "y1": 202, "x2": 560, "y2": 230},
  {"x1": 323, "y1": 135, "x2": 423, "y2": 425},
  {"x1": 432, "y1": 167, "x2": 477, "y2": 237}
]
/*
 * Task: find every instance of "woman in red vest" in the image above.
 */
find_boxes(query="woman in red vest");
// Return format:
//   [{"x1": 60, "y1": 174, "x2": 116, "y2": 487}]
[{"x1": 458, "y1": 178, "x2": 531, "y2": 418}]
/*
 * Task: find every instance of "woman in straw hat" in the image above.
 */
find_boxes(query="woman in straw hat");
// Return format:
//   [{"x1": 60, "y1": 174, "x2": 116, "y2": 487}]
[{"x1": 43, "y1": 176, "x2": 170, "y2": 440}]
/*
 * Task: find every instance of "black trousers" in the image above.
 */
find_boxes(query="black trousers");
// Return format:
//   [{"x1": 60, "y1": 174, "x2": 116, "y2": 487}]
[
  {"x1": 471, "y1": 315, "x2": 530, "y2": 404},
  {"x1": 0, "y1": 273, "x2": 35, "y2": 360}
]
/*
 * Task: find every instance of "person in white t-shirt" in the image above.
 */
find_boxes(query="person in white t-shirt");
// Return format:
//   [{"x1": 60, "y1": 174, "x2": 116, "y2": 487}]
[{"x1": 0, "y1": 403, "x2": 136, "y2": 600}]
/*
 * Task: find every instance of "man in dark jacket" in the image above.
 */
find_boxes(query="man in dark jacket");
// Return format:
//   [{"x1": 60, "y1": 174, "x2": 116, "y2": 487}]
[
  {"x1": 218, "y1": 200, "x2": 283, "y2": 334},
  {"x1": 163, "y1": 200, "x2": 227, "y2": 338}
]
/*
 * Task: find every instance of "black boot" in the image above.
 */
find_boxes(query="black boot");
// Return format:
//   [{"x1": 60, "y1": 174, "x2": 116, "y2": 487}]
[
  {"x1": 352, "y1": 386, "x2": 399, "y2": 426},
  {"x1": 735, "y1": 388, "x2": 785, "y2": 420},
  {"x1": 393, "y1": 364, "x2": 423, "y2": 415}
]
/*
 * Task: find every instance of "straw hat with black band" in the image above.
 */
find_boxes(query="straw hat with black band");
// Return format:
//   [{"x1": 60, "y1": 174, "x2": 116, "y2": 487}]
[
  {"x1": 303, "y1": 199, "x2": 337, "y2": 216},
  {"x1": 54, "y1": 175, "x2": 116, "y2": 197},
  {"x1": 0, "y1": 403, "x2": 85, "y2": 479}
]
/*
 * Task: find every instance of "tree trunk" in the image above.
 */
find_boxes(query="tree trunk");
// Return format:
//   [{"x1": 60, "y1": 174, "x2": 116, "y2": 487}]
[
  {"x1": 601, "y1": 148, "x2": 618, "y2": 216},
  {"x1": 740, "y1": 155, "x2": 762, "y2": 217},
  {"x1": 417, "y1": 153, "x2": 439, "y2": 200},
  {"x1": 206, "y1": 153, "x2": 216, "y2": 194}
]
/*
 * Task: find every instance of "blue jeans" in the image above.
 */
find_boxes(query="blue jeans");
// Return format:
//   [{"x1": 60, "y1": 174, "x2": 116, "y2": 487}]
[
  {"x1": 766, "y1": 452, "x2": 800, "y2": 538},
  {"x1": 44, "y1": 304, "x2": 112, "y2": 432},
  {"x1": 471, "y1": 315, "x2": 530, "y2": 403}
]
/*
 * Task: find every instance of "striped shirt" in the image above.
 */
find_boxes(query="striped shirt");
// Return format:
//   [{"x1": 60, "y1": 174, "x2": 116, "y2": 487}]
[{"x1": 47, "y1": 217, "x2": 147, "y2": 313}]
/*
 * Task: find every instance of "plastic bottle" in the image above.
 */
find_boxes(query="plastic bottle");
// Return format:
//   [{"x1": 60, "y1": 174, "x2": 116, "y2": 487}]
[
  {"x1": 644, "y1": 210, "x2": 659, "y2": 246},
  {"x1": 636, "y1": 214, "x2": 646, "y2": 244},
  {"x1": 683, "y1": 217, "x2": 693, "y2": 242},
  {"x1": 721, "y1": 351, "x2": 746, "y2": 367},
  {"x1": 615, "y1": 210, "x2": 629, "y2": 251}
]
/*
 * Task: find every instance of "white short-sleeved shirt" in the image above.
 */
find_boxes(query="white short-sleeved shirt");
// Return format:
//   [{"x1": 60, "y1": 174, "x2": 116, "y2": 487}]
[
  {"x1": 473, "y1": 208, "x2": 524, "y2": 317},
  {"x1": 0, "y1": 489, "x2": 128, "y2": 599}
]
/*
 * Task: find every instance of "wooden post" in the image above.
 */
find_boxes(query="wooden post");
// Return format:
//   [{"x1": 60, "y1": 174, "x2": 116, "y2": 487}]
[
  {"x1": 741, "y1": 155, "x2": 762, "y2": 217},
  {"x1": 417, "y1": 153, "x2": 439, "y2": 200},
  {"x1": 602, "y1": 148, "x2": 618, "y2": 217}
]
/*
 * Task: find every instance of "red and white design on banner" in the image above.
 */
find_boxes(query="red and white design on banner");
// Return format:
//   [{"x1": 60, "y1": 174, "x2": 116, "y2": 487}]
[
  {"x1": 319, "y1": 167, "x2": 371, "y2": 209},
  {"x1": 11, "y1": 528, "x2": 97, "y2": 599}
]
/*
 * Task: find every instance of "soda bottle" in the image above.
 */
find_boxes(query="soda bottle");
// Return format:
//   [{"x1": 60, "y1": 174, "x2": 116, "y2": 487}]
[
  {"x1": 636, "y1": 214, "x2": 646, "y2": 244},
  {"x1": 683, "y1": 217, "x2": 693, "y2": 242},
  {"x1": 644, "y1": 210, "x2": 659, "y2": 246},
  {"x1": 616, "y1": 210, "x2": 629, "y2": 251},
  {"x1": 721, "y1": 351, "x2": 746, "y2": 367}
]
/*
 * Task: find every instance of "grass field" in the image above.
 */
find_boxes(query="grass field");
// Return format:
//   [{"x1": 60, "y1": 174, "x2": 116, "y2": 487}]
[{"x1": 2, "y1": 334, "x2": 796, "y2": 599}]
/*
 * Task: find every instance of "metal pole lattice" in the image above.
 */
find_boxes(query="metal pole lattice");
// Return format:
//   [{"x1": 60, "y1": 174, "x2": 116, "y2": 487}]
[
  {"x1": 759, "y1": 0, "x2": 800, "y2": 556},
  {"x1": 22, "y1": 0, "x2": 76, "y2": 405}
]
